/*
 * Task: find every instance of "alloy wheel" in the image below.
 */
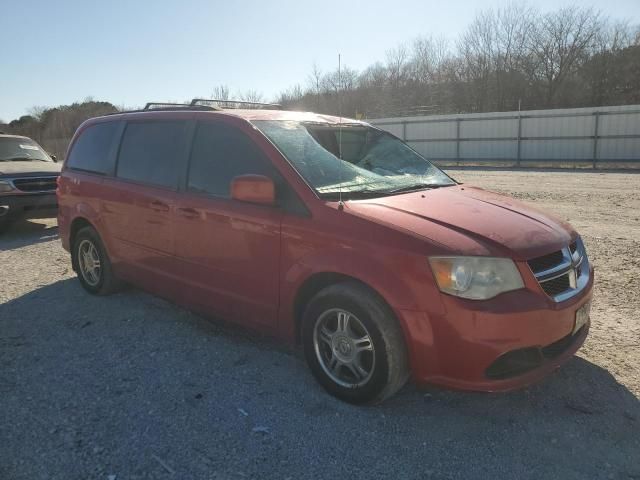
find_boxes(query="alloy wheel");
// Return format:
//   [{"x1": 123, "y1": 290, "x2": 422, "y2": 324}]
[
  {"x1": 77, "y1": 239, "x2": 101, "y2": 287},
  {"x1": 313, "y1": 308, "x2": 375, "y2": 388}
]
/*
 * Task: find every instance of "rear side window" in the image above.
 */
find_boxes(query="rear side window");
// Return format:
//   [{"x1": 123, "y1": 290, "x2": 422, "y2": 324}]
[
  {"x1": 66, "y1": 122, "x2": 120, "y2": 174},
  {"x1": 116, "y1": 121, "x2": 189, "y2": 189},
  {"x1": 187, "y1": 122, "x2": 276, "y2": 197}
]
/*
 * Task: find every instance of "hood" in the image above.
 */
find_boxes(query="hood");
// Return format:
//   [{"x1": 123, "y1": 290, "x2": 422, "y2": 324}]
[
  {"x1": 344, "y1": 185, "x2": 574, "y2": 260},
  {"x1": 0, "y1": 161, "x2": 62, "y2": 176}
]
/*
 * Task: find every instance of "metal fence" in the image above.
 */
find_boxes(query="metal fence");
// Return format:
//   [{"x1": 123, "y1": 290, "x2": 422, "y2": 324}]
[{"x1": 369, "y1": 104, "x2": 640, "y2": 168}]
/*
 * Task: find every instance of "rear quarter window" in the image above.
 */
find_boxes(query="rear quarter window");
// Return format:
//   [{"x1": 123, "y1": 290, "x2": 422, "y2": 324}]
[{"x1": 66, "y1": 121, "x2": 121, "y2": 174}]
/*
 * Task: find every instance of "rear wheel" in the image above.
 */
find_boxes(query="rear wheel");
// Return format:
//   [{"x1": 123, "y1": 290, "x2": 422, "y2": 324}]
[
  {"x1": 302, "y1": 282, "x2": 409, "y2": 404},
  {"x1": 72, "y1": 226, "x2": 122, "y2": 295}
]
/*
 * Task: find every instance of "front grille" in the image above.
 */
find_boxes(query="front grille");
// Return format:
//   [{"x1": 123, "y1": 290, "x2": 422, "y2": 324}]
[
  {"x1": 527, "y1": 250, "x2": 564, "y2": 274},
  {"x1": 12, "y1": 176, "x2": 58, "y2": 193},
  {"x1": 526, "y1": 237, "x2": 590, "y2": 302},
  {"x1": 540, "y1": 274, "x2": 571, "y2": 296}
]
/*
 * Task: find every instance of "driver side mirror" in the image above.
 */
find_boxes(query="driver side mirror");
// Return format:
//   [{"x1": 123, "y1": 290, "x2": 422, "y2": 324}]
[
  {"x1": 230, "y1": 174, "x2": 276, "y2": 206},
  {"x1": 49, "y1": 153, "x2": 58, "y2": 162}
]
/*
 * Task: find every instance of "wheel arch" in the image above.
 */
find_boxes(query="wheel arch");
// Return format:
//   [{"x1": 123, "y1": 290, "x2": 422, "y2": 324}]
[
  {"x1": 292, "y1": 272, "x2": 400, "y2": 345},
  {"x1": 70, "y1": 216, "x2": 94, "y2": 244}
]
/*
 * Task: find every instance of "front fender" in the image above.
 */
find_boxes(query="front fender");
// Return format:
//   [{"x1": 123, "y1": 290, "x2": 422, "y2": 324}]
[{"x1": 278, "y1": 244, "x2": 444, "y2": 343}]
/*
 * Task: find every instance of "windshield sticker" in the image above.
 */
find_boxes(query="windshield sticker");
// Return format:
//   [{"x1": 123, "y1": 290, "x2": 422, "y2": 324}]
[{"x1": 20, "y1": 144, "x2": 40, "y2": 150}]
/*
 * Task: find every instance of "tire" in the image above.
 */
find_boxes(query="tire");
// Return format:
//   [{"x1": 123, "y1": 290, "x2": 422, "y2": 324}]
[
  {"x1": 0, "y1": 217, "x2": 13, "y2": 233},
  {"x1": 302, "y1": 281, "x2": 409, "y2": 404},
  {"x1": 72, "y1": 226, "x2": 122, "y2": 295}
]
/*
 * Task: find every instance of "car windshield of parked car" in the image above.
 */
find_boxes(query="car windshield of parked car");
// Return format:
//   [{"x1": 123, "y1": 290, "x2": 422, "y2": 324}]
[
  {"x1": 0, "y1": 137, "x2": 51, "y2": 162},
  {"x1": 253, "y1": 120, "x2": 455, "y2": 199}
]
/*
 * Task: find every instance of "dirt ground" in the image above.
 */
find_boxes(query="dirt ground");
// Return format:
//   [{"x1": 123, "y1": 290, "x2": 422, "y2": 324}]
[{"x1": 1, "y1": 169, "x2": 639, "y2": 479}]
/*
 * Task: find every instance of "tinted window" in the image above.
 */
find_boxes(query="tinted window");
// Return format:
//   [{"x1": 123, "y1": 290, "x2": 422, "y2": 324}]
[
  {"x1": 117, "y1": 121, "x2": 189, "y2": 188},
  {"x1": 66, "y1": 122, "x2": 120, "y2": 174},
  {"x1": 187, "y1": 122, "x2": 276, "y2": 197}
]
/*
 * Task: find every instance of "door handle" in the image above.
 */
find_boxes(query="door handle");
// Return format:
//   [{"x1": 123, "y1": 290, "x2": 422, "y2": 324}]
[
  {"x1": 149, "y1": 200, "x2": 170, "y2": 212},
  {"x1": 177, "y1": 207, "x2": 199, "y2": 219}
]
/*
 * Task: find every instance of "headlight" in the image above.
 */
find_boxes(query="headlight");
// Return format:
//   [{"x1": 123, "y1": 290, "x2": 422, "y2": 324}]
[
  {"x1": 428, "y1": 256, "x2": 524, "y2": 300},
  {"x1": 0, "y1": 180, "x2": 15, "y2": 193}
]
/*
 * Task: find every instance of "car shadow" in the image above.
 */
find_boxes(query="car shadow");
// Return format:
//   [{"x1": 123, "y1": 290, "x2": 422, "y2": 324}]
[
  {"x1": 2, "y1": 278, "x2": 639, "y2": 478},
  {"x1": 0, "y1": 218, "x2": 58, "y2": 251}
]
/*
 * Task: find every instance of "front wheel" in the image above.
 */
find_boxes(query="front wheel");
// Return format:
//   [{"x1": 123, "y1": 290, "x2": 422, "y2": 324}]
[{"x1": 302, "y1": 282, "x2": 409, "y2": 404}]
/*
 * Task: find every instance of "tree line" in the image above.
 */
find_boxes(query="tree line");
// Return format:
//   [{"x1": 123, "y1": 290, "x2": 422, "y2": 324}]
[
  {"x1": 277, "y1": 4, "x2": 640, "y2": 118},
  {"x1": 0, "y1": 99, "x2": 118, "y2": 158}
]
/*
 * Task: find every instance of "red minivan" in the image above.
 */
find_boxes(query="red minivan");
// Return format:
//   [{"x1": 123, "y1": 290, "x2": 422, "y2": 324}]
[{"x1": 57, "y1": 101, "x2": 593, "y2": 404}]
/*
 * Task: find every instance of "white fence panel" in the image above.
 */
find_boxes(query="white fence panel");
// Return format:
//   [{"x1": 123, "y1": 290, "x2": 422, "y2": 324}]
[{"x1": 370, "y1": 104, "x2": 640, "y2": 168}]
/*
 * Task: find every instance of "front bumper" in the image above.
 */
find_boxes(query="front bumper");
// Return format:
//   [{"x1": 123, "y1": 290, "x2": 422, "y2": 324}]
[
  {"x1": 400, "y1": 266, "x2": 594, "y2": 392},
  {"x1": 0, "y1": 193, "x2": 58, "y2": 221}
]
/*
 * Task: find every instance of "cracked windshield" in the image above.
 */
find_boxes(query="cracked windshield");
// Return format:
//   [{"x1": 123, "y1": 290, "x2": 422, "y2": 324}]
[{"x1": 255, "y1": 120, "x2": 455, "y2": 198}]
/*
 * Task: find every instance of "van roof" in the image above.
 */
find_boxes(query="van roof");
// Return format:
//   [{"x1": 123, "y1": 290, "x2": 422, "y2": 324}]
[
  {"x1": 219, "y1": 109, "x2": 365, "y2": 125},
  {"x1": 96, "y1": 108, "x2": 367, "y2": 126}
]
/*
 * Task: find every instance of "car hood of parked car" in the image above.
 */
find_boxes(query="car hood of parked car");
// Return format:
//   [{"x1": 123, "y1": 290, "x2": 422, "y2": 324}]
[
  {"x1": 344, "y1": 185, "x2": 575, "y2": 260},
  {"x1": 0, "y1": 161, "x2": 62, "y2": 176}
]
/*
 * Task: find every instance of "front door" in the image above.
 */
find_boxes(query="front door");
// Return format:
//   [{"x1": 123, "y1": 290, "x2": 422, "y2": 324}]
[{"x1": 173, "y1": 120, "x2": 283, "y2": 328}]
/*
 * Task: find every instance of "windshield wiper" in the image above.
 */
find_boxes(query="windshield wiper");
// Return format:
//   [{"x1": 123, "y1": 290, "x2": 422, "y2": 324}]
[
  {"x1": 386, "y1": 183, "x2": 452, "y2": 194},
  {"x1": 319, "y1": 190, "x2": 389, "y2": 200}
]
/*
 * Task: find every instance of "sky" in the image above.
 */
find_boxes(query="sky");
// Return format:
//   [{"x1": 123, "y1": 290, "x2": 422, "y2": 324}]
[{"x1": 1, "y1": 0, "x2": 639, "y2": 122}]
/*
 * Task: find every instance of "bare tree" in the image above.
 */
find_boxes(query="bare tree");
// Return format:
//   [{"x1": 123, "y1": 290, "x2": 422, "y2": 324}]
[
  {"x1": 211, "y1": 85, "x2": 230, "y2": 101},
  {"x1": 239, "y1": 90, "x2": 264, "y2": 103},
  {"x1": 359, "y1": 62, "x2": 388, "y2": 89},
  {"x1": 528, "y1": 7, "x2": 603, "y2": 106},
  {"x1": 411, "y1": 36, "x2": 450, "y2": 84},
  {"x1": 457, "y1": 9, "x2": 497, "y2": 111},
  {"x1": 277, "y1": 84, "x2": 304, "y2": 104},
  {"x1": 28, "y1": 106, "x2": 48, "y2": 121},
  {"x1": 324, "y1": 65, "x2": 358, "y2": 92},
  {"x1": 307, "y1": 63, "x2": 324, "y2": 109},
  {"x1": 385, "y1": 43, "x2": 410, "y2": 89},
  {"x1": 492, "y1": 4, "x2": 537, "y2": 109}
]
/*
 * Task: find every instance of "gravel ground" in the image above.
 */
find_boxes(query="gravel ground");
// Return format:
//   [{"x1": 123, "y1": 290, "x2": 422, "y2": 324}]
[{"x1": 1, "y1": 169, "x2": 639, "y2": 480}]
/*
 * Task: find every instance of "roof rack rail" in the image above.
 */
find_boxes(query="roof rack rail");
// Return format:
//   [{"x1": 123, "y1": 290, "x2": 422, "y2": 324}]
[
  {"x1": 143, "y1": 102, "x2": 220, "y2": 111},
  {"x1": 190, "y1": 98, "x2": 283, "y2": 110}
]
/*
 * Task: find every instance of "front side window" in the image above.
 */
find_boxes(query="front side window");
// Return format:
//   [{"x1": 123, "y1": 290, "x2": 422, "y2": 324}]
[
  {"x1": 66, "y1": 122, "x2": 119, "y2": 174},
  {"x1": 187, "y1": 122, "x2": 276, "y2": 197},
  {"x1": 253, "y1": 120, "x2": 455, "y2": 199},
  {"x1": 0, "y1": 136, "x2": 52, "y2": 163},
  {"x1": 116, "y1": 121, "x2": 189, "y2": 189}
]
